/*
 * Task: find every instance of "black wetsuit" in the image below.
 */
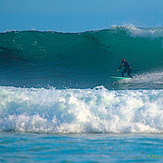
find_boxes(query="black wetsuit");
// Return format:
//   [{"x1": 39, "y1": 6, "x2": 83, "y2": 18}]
[{"x1": 118, "y1": 61, "x2": 133, "y2": 78}]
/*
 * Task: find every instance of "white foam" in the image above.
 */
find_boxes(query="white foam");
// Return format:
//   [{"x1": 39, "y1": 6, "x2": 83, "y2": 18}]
[
  {"x1": 112, "y1": 24, "x2": 163, "y2": 39},
  {"x1": 132, "y1": 71, "x2": 163, "y2": 84},
  {"x1": 124, "y1": 24, "x2": 163, "y2": 39},
  {"x1": 0, "y1": 86, "x2": 163, "y2": 134}
]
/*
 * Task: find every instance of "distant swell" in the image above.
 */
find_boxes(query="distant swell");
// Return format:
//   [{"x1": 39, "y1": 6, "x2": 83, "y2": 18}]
[{"x1": 0, "y1": 25, "x2": 163, "y2": 89}]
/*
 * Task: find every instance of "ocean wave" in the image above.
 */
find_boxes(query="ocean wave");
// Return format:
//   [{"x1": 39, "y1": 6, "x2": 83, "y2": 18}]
[
  {"x1": 0, "y1": 86, "x2": 163, "y2": 134},
  {"x1": 0, "y1": 25, "x2": 163, "y2": 89}
]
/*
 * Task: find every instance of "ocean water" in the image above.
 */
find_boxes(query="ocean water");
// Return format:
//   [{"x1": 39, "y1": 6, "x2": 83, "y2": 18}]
[
  {"x1": 0, "y1": 25, "x2": 163, "y2": 162},
  {"x1": 1, "y1": 133, "x2": 163, "y2": 162}
]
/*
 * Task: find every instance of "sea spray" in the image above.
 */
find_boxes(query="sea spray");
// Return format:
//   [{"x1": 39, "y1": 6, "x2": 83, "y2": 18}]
[{"x1": 0, "y1": 86, "x2": 163, "y2": 133}]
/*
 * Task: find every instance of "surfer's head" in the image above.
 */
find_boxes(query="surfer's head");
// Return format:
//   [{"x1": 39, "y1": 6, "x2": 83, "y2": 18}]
[{"x1": 122, "y1": 58, "x2": 126, "y2": 61}]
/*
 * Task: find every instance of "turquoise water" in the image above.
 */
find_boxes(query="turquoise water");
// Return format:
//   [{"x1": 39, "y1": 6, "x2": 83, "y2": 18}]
[
  {"x1": 0, "y1": 25, "x2": 163, "y2": 162},
  {"x1": 1, "y1": 133, "x2": 163, "y2": 162},
  {"x1": 0, "y1": 26, "x2": 163, "y2": 89}
]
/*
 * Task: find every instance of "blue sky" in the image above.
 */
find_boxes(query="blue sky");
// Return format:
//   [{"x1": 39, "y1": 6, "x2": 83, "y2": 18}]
[{"x1": 0, "y1": 0, "x2": 163, "y2": 32}]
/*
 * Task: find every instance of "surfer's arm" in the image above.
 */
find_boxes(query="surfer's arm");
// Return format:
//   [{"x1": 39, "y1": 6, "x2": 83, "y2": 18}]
[{"x1": 117, "y1": 62, "x2": 124, "y2": 71}]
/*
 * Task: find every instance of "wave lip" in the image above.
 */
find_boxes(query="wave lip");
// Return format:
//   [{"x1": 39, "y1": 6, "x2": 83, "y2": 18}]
[
  {"x1": 0, "y1": 86, "x2": 163, "y2": 134},
  {"x1": 120, "y1": 24, "x2": 163, "y2": 39}
]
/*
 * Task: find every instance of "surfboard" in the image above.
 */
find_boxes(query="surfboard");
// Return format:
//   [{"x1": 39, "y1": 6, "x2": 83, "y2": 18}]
[{"x1": 110, "y1": 76, "x2": 132, "y2": 81}]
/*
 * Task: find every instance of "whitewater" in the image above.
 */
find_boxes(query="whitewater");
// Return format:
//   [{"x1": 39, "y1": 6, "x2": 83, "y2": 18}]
[{"x1": 0, "y1": 86, "x2": 163, "y2": 134}]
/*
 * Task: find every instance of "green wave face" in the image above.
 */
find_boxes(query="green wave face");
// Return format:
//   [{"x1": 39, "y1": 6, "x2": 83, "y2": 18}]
[{"x1": 0, "y1": 26, "x2": 163, "y2": 89}]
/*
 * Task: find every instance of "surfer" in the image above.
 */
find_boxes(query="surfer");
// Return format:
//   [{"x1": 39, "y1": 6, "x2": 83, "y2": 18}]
[{"x1": 116, "y1": 58, "x2": 133, "y2": 78}]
